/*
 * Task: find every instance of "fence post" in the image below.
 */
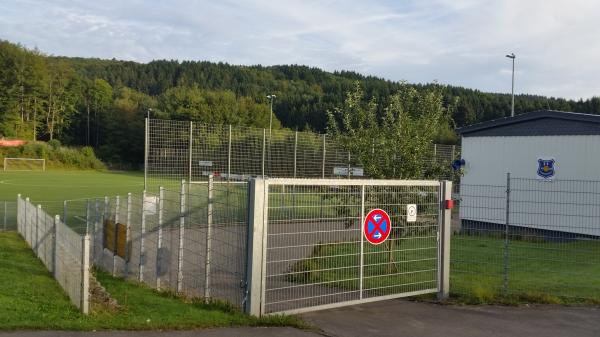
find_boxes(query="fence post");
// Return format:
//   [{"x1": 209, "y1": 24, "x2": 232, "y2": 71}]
[
  {"x1": 245, "y1": 178, "x2": 267, "y2": 316},
  {"x1": 35, "y1": 204, "x2": 41, "y2": 255},
  {"x1": 144, "y1": 117, "x2": 149, "y2": 191},
  {"x1": 204, "y1": 175, "x2": 214, "y2": 300},
  {"x1": 347, "y1": 152, "x2": 351, "y2": 179},
  {"x1": 359, "y1": 185, "x2": 365, "y2": 299},
  {"x1": 63, "y1": 200, "x2": 67, "y2": 228},
  {"x1": 322, "y1": 134, "x2": 326, "y2": 178},
  {"x1": 437, "y1": 180, "x2": 452, "y2": 300},
  {"x1": 85, "y1": 199, "x2": 90, "y2": 235},
  {"x1": 94, "y1": 199, "x2": 99, "y2": 262},
  {"x1": 262, "y1": 129, "x2": 266, "y2": 178},
  {"x1": 125, "y1": 193, "x2": 132, "y2": 277},
  {"x1": 503, "y1": 172, "x2": 511, "y2": 296},
  {"x1": 104, "y1": 196, "x2": 109, "y2": 252},
  {"x1": 81, "y1": 234, "x2": 90, "y2": 315},
  {"x1": 53, "y1": 215, "x2": 59, "y2": 278},
  {"x1": 188, "y1": 121, "x2": 193, "y2": 182},
  {"x1": 3, "y1": 201, "x2": 6, "y2": 231},
  {"x1": 113, "y1": 196, "x2": 120, "y2": 276},
  {"x1": 177, "y1": 180, "x2": 186, "y2": 293},
  {"x1": 293, "y1": 131, "x2": 298, "y2": 178},
  {"x1": 228, "y1": 124, "x2": 232, "y2": 180},
  {"x1": 16, "y1": 194, "x2": 20, "y2": 234},
  {"x1": 156, "y1": 187, "x2": 164, "y2": 290},
  {"x1": 139, "y1": 191, "x2": 147, "y2": 283}
]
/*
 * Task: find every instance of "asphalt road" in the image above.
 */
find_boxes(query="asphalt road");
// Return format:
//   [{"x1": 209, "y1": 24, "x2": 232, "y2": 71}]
[{"x1": 2, "y1": 300, "x2": 599, "y2": 337}]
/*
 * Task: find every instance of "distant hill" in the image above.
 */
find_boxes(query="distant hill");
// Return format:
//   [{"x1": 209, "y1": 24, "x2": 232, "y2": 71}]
[{"x1": 2, "y1": 39, "x2": 599, "y2": 164}]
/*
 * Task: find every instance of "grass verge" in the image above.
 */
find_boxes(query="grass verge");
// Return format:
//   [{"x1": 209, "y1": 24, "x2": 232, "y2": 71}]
[{"x1": 0, "y1": 231, "x2": 305, "y2": 330}]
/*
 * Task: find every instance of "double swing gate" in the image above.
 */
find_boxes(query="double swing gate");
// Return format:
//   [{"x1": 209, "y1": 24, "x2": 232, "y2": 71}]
[{"x1": 245, "y1": 178, "x2": 452, "y2": 315}]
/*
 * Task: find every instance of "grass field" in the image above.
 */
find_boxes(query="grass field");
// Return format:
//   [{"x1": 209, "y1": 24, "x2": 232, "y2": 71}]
[
  {"x1": 287, "y1": 234, "x2": 600, "y2": 305},
  {"x1": 0, "y1": 170, "x2": 144, "y2": 203},
  {"x1": 0, "y1": 231, "x2": 303, "y2": 330}
]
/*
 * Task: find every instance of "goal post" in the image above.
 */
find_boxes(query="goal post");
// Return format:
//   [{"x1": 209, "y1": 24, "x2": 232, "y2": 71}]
[{"x1": 3, "y1": 158, "x2": 46, "y2": 171}]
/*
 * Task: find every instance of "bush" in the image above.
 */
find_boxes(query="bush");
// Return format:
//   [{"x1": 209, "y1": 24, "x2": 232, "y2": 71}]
[{"x1": 0, "y1": 141, "x2": 106, "y2": 170}]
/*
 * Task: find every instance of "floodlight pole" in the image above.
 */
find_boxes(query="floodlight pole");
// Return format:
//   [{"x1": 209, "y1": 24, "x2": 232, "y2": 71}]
[{"x1": 506, "y1": 53, "x2": 516, "y2": 117}]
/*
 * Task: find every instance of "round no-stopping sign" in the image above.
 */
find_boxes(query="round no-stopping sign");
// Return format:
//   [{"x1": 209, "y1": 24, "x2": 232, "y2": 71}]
[{"x1": 363, "y1": 209, "x2": 392, "y2": 245}]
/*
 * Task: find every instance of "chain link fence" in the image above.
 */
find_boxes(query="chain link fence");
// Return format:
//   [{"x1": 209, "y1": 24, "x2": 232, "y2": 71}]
[
  {"x1": 0, "y1": 201, "x2": 17, "y2": 231},
  {"x1": 16, "y1": 196, "x2": 90, "y2": 313},
  {"x1": 145, "y1": 119, "x2": 459, "y2": 191},
  {"x1": 60, "y1": 175, "x2": 249, "y2": 309},
  {"x1": 452, "y1": 174, "x2": 600, "y2": 302}
]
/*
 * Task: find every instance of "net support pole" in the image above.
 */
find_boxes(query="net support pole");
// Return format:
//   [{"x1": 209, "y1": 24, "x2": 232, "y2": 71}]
[
  {"x1": 204, "y1": 175, "x2": 214, "y2": 300},
  {"x1": 322, "y1": 134, "x2": 326, "y2": 179},
  {"x1": 188, "y1": 121, "x2": 193, "y2": 183},
  {"x1": 228, "y1": 124, "x2": 232, "y2": 181},
  {"x1": 177, "y1": 180, "x2": 186, "y2": 293},
  {"x1": 156, "y1": 187, "x2": 164, "y2": 290},
  {"x1": 144, "y1": 118, "x2": 149, "y2": 190},
  {"x1": 139, "y1": 191, "x2": 147, "y2": 283}
]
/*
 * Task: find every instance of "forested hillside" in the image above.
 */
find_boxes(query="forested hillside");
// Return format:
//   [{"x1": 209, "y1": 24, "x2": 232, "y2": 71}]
[{"x1": 1, "y1": 40, "x2": 599, "y2": 165}]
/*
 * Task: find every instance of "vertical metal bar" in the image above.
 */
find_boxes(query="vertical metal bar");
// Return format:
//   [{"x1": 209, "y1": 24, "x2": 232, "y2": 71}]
[
  {"x1": 156, "y1": 187, "x2": 164, "y2": 290},
  {"x1": 244, "y1": 178, "x2": 267, "y2": 316},
  {"x1": 504, "y1": 172, "x2": 511, "y2": 296},
  {"x1": 144, "y1": 117, "x2": 149, "y2": 190},
  {"x1": 53, "y1": 215, "x2": 59, "y2": 278},
  {"x1": 204, "y1": 175, "x2": 214, "y2": 300},
  {"x1": 94, "y1": 199, "x2": 99, "y2": 262},
  {"x1": 322, "y1": 134, "x2": 326, "y2": 178},
  {"x1": 293, "y1": 131, "x2": 298, "y2": 178},
  {"x1": 359, "y1": 184, "x2": 365, "y2": 299},
  {"x1": 125, "y1": 193, "x2": 132, "y2": 277},
  {"x1": 104, "y1": 196, "x2": 109, "y2": 252},
  {"x1": 437, "y1": 180, "x2": 452, "y2": 300},
  {"x1": 24, "y1": 197, "x2": 29, "y2": 244},
  {"x1": 63, "y1": 200, "x2": 67, "y2": 227},
  {"x1": 3, "y1": 201, "x2": 6, "y2": 231},
  {"x1": 113, "y1": 196, "x2": 120, "y2": 276},
  {"x1": 85, "y1": 199, "x2": 90, "y2": 235},
  {"x1": 35, "y1": 204, "x2": 41, "y2": 255},
  {"x1": 262, "y1": 129, "x2": 266, "y2": 178},
  {"x1": 347, "y1": 152, "x2": 351, "y2": 179},
  {"x1": 81, "y1": 234, "x2": 90, "y2": 315},
  {"x1": 228, "y1": 124, "x2": 232, "y2": 180},
  {"x1": 177, "y1": 180, "x2": 186, "y2": 293},
  {"x1": 188, "y1": 121, "x2": 193, "y2": 183},
  {"x1": 139, "y1": 191, "x2": 147, "y2": 283},
  {"x1": 16, "y1": 194, "x2": 20, "y2": 234}
]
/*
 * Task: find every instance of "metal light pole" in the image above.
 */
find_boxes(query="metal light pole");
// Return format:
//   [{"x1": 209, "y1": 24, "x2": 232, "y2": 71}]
[{"x1": 506, "y1": 53, "x2": 515, "y2": 117}]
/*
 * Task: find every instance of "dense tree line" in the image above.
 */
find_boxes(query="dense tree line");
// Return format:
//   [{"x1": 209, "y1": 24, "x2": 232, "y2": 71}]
[{"x1": 1, "y1": 39, "x2": 599, "y2": 165}]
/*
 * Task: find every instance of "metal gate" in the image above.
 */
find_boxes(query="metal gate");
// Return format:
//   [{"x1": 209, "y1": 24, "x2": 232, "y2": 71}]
[{"x1": 245, "y1": 178, "x2": 452, "y2": 315}]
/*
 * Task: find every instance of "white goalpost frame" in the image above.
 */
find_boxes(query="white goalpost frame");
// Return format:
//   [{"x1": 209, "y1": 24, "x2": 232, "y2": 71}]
[{"x1": 3, "y1": 158, "x2": 46, "y2": 171}]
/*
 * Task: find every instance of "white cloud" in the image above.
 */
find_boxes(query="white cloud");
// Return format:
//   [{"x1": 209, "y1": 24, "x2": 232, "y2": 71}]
[{"x1": 1, "y1": 0, "x2": 599, "y2": 99}]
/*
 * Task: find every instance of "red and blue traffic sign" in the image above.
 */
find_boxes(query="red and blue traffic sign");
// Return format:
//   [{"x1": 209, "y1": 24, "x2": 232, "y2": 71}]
[{"x1": 363, "y1": 209, "x2": 392, "y2": 245}]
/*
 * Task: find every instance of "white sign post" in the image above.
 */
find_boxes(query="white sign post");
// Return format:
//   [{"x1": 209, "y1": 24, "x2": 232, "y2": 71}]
[{"x1": 406, "y1": 204, "x2": 417, "y2": 222}]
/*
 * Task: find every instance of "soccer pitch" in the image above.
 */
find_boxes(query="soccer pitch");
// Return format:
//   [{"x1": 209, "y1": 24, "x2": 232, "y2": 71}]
[{"x1": 0, "y1": 170, "x2": 144, "y2": 203}]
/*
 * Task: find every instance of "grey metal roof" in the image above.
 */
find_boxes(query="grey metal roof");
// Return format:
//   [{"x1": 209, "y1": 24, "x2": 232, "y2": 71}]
[{"x1": 457, "y1": 110, "x2": 600, "y2": 137}]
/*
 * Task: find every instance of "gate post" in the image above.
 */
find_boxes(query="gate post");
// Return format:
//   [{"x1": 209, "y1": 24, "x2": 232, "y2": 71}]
[
  {"x1": 245, "y1": 178, "x2": 268, "y2": 316},
  {"x1": 437, "y1": 180, "x2": 452, "y2": 300}
]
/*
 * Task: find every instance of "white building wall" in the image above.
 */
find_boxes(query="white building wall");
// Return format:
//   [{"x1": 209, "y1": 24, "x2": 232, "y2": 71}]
[{"x1": 459, "y1": 135, "x2": 600, "y2": 236}]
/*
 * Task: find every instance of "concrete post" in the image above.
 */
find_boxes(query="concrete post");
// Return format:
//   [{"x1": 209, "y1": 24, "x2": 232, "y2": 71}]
[
  {"x1": 81, "y1": 234, "x2": 90, "y2": 314},
  {"x1": 177, "y1": 180, "x2": 186, "y2": 292},
  {"x1": 437, "y1": 180, "x2": 452, "y2": 300},
  {"x1": 204, "y1": 175, "x2": 214, "y2": 300},
  {"x1": 245, "y1": 178, "x2": 268, "y2": 316},
  {"x1": 156, "y1": 187, "x2": 164, "y2": 290}
]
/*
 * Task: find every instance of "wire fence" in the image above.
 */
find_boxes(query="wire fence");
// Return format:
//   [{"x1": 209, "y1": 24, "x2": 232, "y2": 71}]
[
  {"x1": 60, "y1": 175, "x2": 249, "y2": 308},
  {"x1": 452, "y1": 174, "x2": 600, "y2": 302},
  {"x1": 145, "y1": 119, "x2": 460, "y2": 191},
  {"x1": 0, "y1": 201, "x2": 17, "y2": 231},
  {"x1": 16, "y1": 196, "x2": 90, "y2": 313}
]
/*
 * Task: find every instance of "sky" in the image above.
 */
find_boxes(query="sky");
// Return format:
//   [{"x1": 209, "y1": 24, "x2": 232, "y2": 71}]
[{"x1": 1, "y1": 0, "x2": 599, "y2": 100}]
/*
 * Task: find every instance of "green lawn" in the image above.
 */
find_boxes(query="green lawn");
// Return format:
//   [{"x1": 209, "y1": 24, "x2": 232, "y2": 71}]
[
  {"x1": 0, "y1": 231, "x2": 303, "y2": 330},
  {"x1": 287, "y1": 234, "x2": 600, "y2": 305},
  {"x1": 0, "y1": 170, "x2": 144, "y2": 203}
]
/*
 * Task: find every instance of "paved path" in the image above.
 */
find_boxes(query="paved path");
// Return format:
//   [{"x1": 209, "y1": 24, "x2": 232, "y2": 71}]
[
  {"x1": 2, "y1": 300, "x2": 599, "y2": 337},
  {"x1": 302, "y1": 299, "x2": 600, "y2": 337}
]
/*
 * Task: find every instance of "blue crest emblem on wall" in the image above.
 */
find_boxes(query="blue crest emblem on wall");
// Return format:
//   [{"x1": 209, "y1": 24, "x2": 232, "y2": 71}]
[{"x1": 537, "y1": 158, "x2": 555, "y2": 179}]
